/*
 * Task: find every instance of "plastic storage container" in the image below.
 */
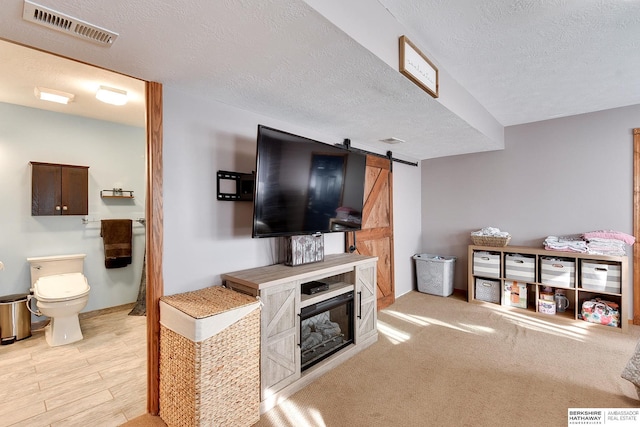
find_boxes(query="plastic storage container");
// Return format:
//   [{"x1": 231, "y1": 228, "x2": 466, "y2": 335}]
[{"x1": 413, "y1": 254, "x2": 456, "y2": 297}]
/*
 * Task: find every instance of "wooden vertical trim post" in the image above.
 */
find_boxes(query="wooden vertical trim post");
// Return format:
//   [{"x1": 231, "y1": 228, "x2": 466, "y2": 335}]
[
  {"x1": 145, "y1": 81, "x2": 164, "y2": 413},
  {"x1": 633, "y1": 129, "x2": 640, "y2": 325}
]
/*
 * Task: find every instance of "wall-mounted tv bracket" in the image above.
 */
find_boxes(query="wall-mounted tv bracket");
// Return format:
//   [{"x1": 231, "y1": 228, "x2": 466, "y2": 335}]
[{"x1": 216, "y1": 170, "x2": 254, "y2": 201}]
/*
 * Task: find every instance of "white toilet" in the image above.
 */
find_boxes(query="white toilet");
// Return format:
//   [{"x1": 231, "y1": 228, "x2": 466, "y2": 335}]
[{"x1": 27, "y1": 254, "x2": 91, "y2": 347}]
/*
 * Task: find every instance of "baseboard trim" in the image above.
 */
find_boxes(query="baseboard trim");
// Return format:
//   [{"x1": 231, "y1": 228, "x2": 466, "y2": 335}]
[{"x1": 79, "y1": 302, "x2": 136, "y2": 320}]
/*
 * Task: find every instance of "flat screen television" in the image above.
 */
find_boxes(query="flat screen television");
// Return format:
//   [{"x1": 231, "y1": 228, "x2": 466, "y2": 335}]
[{"x1": 252, "y1": 125, "x2": 367, "y2": 238}]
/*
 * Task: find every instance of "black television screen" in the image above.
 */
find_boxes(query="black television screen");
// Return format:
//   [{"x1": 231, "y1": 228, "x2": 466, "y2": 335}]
[{"x1": 252, "y1": 125, "x2": 367, "y2": 238}]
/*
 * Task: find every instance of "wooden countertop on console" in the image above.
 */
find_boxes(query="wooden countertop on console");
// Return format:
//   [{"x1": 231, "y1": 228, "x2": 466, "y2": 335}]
[{"x1": 221, "y1": 253, "x2": 378, "y2": 291}]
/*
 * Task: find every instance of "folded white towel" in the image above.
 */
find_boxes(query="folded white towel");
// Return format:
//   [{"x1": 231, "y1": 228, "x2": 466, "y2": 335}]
[
  {"x1": 471, "y1": 227, "x2": 510, "y2": 237},
  {"x1": 544, "y1": 235, "x2": 588, "y2": 253}
]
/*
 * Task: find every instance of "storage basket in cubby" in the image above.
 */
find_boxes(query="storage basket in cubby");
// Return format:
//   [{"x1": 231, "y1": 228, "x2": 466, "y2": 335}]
[
  {"x1": 540, "y1": 257, "x2": 575, "y2": 288},
  {"x1": 475, "y1": 278, "x2": 500, "y2": 303},
  {"x1": 473, "y1": 251, "x2": 501, "y2": 278},
  {"x1": 159, "y1": 286, "x2": 261, "y2": 427},
  {"x1": 504, "y1": 253, "x2": 536, "y2": 282},
  {"x1": 581, "y1": 260, "x2": 621, "y2": 294}
]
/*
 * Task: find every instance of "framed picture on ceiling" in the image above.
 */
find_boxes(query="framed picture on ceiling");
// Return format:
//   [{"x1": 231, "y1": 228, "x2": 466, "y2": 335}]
[{"x1": 399, "y1": 35, "x2": 439, "y2": 98}]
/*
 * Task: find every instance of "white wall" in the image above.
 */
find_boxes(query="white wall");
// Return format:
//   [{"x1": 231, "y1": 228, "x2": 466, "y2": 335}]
[
  {"x1": 420, "y1": 104, "x2": 638, "y2": 317},
  {"x1": 162, "y1": 87, "x2": 421, "y2": 298},
  {"x1": 0, "y1": 102, "x2": 146, "y2": 314},
  {"x1": 392, "y1": 161, "x2": 423, "y2": 297}
]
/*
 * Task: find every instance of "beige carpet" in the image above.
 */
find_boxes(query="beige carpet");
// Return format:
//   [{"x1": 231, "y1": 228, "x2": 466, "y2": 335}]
[
  {"x1": 125, "y1": 291, "x2": 640, "y2": 427},
  {"x1": 255, "y1": 291, "x2": 640, "y2": 427}
]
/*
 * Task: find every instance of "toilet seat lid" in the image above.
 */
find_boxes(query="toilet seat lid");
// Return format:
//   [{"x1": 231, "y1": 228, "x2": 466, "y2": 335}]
[{"x1": 34, "y1": 273, "x2": 89, "y2": 299}]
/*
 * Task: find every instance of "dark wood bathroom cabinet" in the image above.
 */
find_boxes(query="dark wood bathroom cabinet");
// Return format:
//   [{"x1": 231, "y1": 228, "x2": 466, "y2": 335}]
[{"x1": 31, "y1": 162, "x2": 89, "y2": 216}]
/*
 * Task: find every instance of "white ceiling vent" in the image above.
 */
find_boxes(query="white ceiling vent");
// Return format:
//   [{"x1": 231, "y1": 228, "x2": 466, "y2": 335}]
[{"x1": 22, "y1": 0, "x2": 118, "y2": 47}]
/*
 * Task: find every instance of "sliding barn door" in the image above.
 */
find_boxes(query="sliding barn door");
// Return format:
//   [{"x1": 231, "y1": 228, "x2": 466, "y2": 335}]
[{"x1": 347, "y1": 155, "x2": 395, "y2": 310}]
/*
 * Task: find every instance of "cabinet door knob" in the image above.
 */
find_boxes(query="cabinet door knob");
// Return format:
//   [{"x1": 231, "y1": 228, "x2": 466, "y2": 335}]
[
  {"x1": 55, "y1": 206, "x2": 61, "y2": 211},
  {"x1": 62, "y1": 206, "x2": 68, "y2": 211}
]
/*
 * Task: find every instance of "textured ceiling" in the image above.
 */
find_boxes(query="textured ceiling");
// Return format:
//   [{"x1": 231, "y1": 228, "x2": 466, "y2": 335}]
[
  {"x1": 379, "y1": 0, "x2": 640, "y2": 126},
  {"x1": 0, "y1": 41, "x2": 145, "y2": 127},
  {"x1": 0, "y1": 0, "x2": 639, "y2": 160}
]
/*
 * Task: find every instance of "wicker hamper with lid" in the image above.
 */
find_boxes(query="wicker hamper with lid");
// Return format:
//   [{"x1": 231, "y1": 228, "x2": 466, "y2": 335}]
[{"x1": 159, "y1": 286, "x2": 261, "y2": 427}]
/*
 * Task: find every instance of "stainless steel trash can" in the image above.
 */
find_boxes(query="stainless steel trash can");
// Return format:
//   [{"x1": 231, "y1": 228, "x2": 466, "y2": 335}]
[{"x1": 0, "y1": 293, "x2": 32, "y2": 345}]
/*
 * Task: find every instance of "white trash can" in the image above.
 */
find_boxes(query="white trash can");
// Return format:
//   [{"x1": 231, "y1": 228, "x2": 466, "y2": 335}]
[{"x1": 413, "y1": 254, "x2": 456, "y2": 297}]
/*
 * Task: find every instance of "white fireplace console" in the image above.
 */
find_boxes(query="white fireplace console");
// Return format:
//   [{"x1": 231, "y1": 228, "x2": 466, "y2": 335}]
[{"x1": 222, "y1": 253, "x2": 378, "y2": 413}]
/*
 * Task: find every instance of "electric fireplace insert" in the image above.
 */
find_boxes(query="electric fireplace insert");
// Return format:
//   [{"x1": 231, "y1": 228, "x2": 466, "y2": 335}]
[{"x1": 299, "y1": 290, "x2": 354, "y2": 371}]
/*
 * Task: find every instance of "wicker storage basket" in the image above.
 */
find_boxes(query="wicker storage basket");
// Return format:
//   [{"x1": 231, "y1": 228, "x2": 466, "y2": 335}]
[
  {"x1": 471, "y1": 235, "x2": 511, "y2": 247},
  {"x1": 159, "y1": 286, "x2": 261, "y2": 427}
]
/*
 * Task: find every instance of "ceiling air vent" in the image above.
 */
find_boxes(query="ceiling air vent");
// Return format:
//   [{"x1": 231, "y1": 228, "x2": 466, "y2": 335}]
[
  {"x1": 22, "y1": 0, "x2": 118, "y2": 47},
  {"x1": 380, "y1": 137, "x2": 405, "y2": 145}
]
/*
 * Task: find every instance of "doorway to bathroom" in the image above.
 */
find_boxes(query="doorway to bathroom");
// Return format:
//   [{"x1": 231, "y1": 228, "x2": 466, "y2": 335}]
[{"x1": 0, "y1": 39, "x2": 151, "y2": 414}]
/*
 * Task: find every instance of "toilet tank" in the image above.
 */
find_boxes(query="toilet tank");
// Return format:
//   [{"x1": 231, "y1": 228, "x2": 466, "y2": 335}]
[{"x1": 27, "y1": 254, "x2": 86, "y2": 286}]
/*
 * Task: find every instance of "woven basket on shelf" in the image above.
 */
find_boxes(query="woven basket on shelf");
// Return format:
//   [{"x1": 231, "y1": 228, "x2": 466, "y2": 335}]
[{"x1": 471, "y1": 235, "x2": 511, "y2": 247}]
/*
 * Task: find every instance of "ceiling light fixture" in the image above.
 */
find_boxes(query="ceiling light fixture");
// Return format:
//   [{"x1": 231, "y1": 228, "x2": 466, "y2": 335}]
[
  {"x1": 96, "y1": 85, "x2": 128, "y2": 106},
  {"x1": 34, "y1": 87, "x2": 75, "y2": 104}
]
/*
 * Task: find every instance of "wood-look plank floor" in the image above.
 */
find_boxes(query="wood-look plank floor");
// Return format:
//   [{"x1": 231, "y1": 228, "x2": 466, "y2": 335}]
[{"x1": 0, "y1": 304, "x2": 147, "y2": 427}]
